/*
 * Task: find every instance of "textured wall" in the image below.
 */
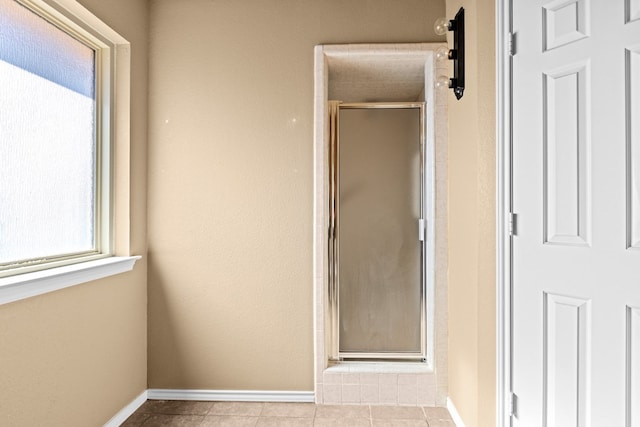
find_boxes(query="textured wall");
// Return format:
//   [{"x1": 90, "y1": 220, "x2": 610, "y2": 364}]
[
  {"x1": 0, "y1": 0, "x2": 148, "y2": 425},
  {"x1": 147, "y1": 0, "x2": 445, "y2": 391},
  {"x1": 445, "y1": 0, "x2": 496, "y2": 426}
]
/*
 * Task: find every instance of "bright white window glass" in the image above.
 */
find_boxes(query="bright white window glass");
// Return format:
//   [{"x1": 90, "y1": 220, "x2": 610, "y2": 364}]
[{"x1": 0, "y1": 0, "x2": 97, "y2": 266}]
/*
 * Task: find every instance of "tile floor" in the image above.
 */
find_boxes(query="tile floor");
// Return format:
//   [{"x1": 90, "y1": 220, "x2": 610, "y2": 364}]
[{"x1": 122, "y1": 400, "x2": 456, "y2": 426}]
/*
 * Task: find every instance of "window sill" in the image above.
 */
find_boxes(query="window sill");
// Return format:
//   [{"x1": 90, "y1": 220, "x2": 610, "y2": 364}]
[{"x1": 0, "y1": 256, "x2": 141, "y2": 306}]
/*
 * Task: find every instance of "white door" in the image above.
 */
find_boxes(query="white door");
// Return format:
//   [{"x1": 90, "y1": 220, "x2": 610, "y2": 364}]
[{"x1": 512, "y1": 1, "x2": 640, "y2": 426}]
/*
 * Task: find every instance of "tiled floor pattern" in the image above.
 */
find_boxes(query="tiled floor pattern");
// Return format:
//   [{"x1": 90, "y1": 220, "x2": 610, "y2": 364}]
[{"x1": 122, "y1": 400, "x2": 456, "y2": 426}]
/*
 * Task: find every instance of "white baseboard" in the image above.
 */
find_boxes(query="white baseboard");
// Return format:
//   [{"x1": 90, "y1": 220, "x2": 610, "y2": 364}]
[
  {"x1": 446, "y1": 397, "x2": 466, "y2": 427},
  {"x1": 147, "y1": 389, "x2": 315, "y2": 403},
  {"x1": 103, "y1": 390, "x2": 147, "y2": 427}
]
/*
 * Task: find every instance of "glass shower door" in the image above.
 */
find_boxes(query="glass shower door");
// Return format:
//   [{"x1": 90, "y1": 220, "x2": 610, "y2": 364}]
[{"x1": 336, "y1": 103, "x2": 425, "y2": 359}]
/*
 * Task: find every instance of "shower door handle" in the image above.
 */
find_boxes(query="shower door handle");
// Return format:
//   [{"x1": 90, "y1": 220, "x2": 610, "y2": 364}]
[{"x1": 418, "y1": 219, "x2": 425, "y2": 242}]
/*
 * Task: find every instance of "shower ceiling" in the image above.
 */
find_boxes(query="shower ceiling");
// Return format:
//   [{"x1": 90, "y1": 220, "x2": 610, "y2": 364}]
[{"x1": 328, "y1": 54, "x2": 426, "y2": 103}]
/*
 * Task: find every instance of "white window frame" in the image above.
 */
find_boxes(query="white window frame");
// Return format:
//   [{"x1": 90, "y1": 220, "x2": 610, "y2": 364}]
[{"x1": 0, "y1": 0, "x2": 139, "y2": 305}]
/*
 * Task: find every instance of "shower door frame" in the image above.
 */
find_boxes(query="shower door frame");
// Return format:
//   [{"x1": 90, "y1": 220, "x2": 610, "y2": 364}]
[{"x1": 328, "y1": 101, "x2": 427, "y2": 361}]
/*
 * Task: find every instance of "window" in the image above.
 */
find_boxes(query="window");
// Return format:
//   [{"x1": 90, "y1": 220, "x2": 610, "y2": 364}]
[
  {"x1": 0, "y1": 0, "x2": 137, "y2": 300},
  {"x1": 0, "y1": 0, "x2": 105, "y2": 275}
]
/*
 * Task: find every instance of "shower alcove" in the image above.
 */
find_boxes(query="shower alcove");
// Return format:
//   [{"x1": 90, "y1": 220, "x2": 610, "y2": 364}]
[{"x1": 313, "y1": 43, "x2": 449, "y2": 406}]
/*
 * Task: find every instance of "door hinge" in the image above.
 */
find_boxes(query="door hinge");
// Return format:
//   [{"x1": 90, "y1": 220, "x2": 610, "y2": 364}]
[
  {"x1": 509, "y1": 213, "x2": 518, "y2": 236},
  {"x1": 508, "y1": 32, "x2": 516, "y2": 56},
  {"x1": 418, "y1": 219, "x2": 426, "y2": 242},
  {"x1": 508, "y1": 392, "x2": 518, "y2": 418}
]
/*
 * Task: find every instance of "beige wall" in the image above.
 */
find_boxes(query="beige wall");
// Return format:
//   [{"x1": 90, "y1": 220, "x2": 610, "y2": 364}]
[
  {"x1": 445, "y1": 0, "x2": 496, "y2": 426},
  {"x1": 0, "y1": 0, "x2": 148, "y2": 425},
  {"x1": 147, "y1": 0, "x2": 445, "y2": 390}
]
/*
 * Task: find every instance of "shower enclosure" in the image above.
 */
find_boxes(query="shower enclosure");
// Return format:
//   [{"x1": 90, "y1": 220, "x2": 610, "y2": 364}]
[{"x1": 328, "y1": 102, "x2": 426, "y2": 361}]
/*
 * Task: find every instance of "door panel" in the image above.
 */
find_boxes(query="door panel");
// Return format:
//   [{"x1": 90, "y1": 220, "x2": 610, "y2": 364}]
[
  {"x1": 543, "y1": 62, "x2": 590, "y2": 245},
  {"x1": 629, "y1": 46, "x2": 640, "y2": 249},
  {"x1": 628, "y1": 306, "x2": 640, "y2": 425},
  {"x1": 542, "y1": 0, "x2": 589, "y2": 51},
  {"x1": 628, "y1": 0, "x2": 640, "y2": 23},
  {"x1": 512, "y1": 1, "x2": 640, "y2": 426},
  {"x1": 543, "y1": 293, "x2": 591, "y2": 427},
  {"x1": 338, "y1": 106, "x2": 422, "y2": 355}
]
